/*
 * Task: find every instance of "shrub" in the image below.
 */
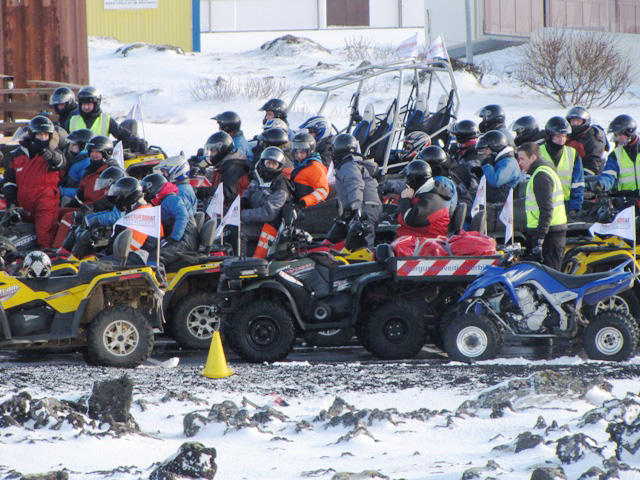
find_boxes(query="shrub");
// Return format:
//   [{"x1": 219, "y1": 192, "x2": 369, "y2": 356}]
[
  {"x1": 189, "y1": 76, "x2": 290, "y2": 102},
  {"x1": 515, "y1": 29, "x2": 632, "y2": 108},
  {"x1": 343, "y1": 35, "x2": 397, "y2": 64}
]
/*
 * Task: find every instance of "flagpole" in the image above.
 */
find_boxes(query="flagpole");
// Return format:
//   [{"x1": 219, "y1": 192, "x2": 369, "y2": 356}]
[
  {"x1": 157, "y1": 206, "x2": 161, "y2": 270},
  {"x1": 633, "y1": 207, "x2": 637, "y2": 281},
  {"x1": 139, "y1": 95, "x2": 146, "y2": 141}
]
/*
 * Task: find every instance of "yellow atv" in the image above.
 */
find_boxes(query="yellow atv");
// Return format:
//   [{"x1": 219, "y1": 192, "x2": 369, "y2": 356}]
[
  {"x1": 0, "y1": 231, "x2": 164, "y2": 367},
  {"x1": 124, "y1": 145, "x2": 166, "y2": 179}
]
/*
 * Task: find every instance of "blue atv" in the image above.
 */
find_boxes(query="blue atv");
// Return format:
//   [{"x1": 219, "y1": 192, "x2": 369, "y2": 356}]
[{"x1": 442, "y1": 246, "x2": 638, "y2": 362}]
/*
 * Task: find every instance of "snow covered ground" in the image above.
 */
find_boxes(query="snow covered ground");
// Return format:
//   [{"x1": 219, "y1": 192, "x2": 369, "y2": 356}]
[{"x1": 1, "y1": 29, "x2": 639, "y2": 480}]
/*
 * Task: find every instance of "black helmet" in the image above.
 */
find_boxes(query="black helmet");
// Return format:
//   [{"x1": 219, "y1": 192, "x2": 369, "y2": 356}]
[
  {"x1": 95, "y1": 166, "x2": 126, "y2": 191},
  {"x1": 120, "y1": 118, "x2": 138, "y2": 137},
  {"x1": 257, "y1": 147, "x2": 285, "y2": 182},
  {"x1": 213, "y1": 111, "x2": 241, "y2": 133},
  {"x1": 77, "y1": 86, "x2": 102, "y2": 113},
  {"x1": 566, "y1": 106, "x2": 591, "y2": 136},
  {"x1": 416, "y1": 146, "x2": 449, "y2": 177},
  {"x1": 107, "y1": 176, "x2": 144, "y2": 212},
  {"x1": 257, "y1": 127, "x2": 289, "y2": 147},
  {"x1": 451, "y1": 120, "x2": 479, "y2": 143},
  {"x1": 608, "y1": 114, "x2": 637, "y2": 136},
  {"x1": 49, "y1": 87, "x2": 77, "y2": 116},
  {"x1": 141, "y1": 173, "x2": 168, "y2": 202},
  {"x1": 204, "y1": 131, "x2": 234, "y2": 165},
  {"x1": 511, "y1": 116, "x2": 540, "y2": 146},
  {"x1": 67, "y1": 128, "x2": 94, "y2": 149},
  {"x1": 405, "y1": 159, "x2": 433, "y2": 191},
  {"x1": 291, "y1": 132, "x2": 316, "y2": 157},
  {"x1": 545, "y1": 116, "x2": 572, "y2": 138},
  {"x1": 477, "y1": 104, "x2": 506, "y2": 133},
  {"x1": 86, "y1": 135, "x2": 114, "y2": 158},
  {"x1": 259, "y1": 98, "x2": 288, "y2": 121},
  {"x1": 28, "y1": 115, "x2": 55, "y2": 134},
  {"x1": 477, "y1": 130, "x2": 508, "y2": 154},
  {"x1": 332, "y1": 133, "x2": 359, "y2": 155}
]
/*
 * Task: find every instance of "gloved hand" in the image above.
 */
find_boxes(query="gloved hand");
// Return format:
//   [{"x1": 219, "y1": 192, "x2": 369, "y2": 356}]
[
  {"x1": 568, "y1": 210, "x2": 579, "y2": 220},
  {"x1": 134, "y1": 139, "x2": 148, "y2": 153},
  {"x1": 593, "y1": 181, "x2": 604, "y2": 193},
  {"x1": 471, "y1": 166, "x2": 484, "y2": 178},
  {"x1": 481, "y1": 156, "x2": 493, "y2": 167},
  {"x1": 241, "y1": 197, "x2": 251, "y2": 209},
  {"x1": 40, "y1": 149, "x2": 53, "y2": 161},
  {"x1": 83, "y1": 215, "x2": 101, "y2": 230},
  {"x1": 530, "y1": 239, "x2": 544, "y2": 263},
  {"x1": 377, "y1": 183, "x2": 391, "y2": 196},
  {"x1": 294, "y1": 200, "x2": 307, "y2": 209},
  {"x1": 161, "y1": 237, "x2": 177, "y2": 248}
]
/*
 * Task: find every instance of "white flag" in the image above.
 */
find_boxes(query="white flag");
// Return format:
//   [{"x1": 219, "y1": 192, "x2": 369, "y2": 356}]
[
  {"x1": 327, "y1": 161, "x2": 335, "y2": 185},
  {"x1": 394, "y1": 33, "x2": 419, "y2": 60},
  {"x1": 127, "y1": 96, "x2": 143, "y2": 122},
  {"x1": 114, "y1": 205, "x2": 162, "y2": 239},
  {"x1": 112, "y1": 141, "x2": 125, "y2": 170},
  {"x1": 215, "y1": 195, "x2": 241, "y2": 238},
  {"x1": 589, "y1": 206, "x2": 636, "y2": 241},
  {"x1": 499, "y1": 188, "x2": 514, "y2": 244},
  {"x1": 426, "y1": 35, "x2": 448, "y2": 63},
  {"x1": 471, "y1": 175, "x2": 486, "y2": 218},
  {"x1": 206, "y1": 183, "x2": 224, "y2": 219}
]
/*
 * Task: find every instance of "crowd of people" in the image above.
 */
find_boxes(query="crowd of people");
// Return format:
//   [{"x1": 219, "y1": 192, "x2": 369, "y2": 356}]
[{"x1": 3, "y1": 84, "x2": 639, "y2": 278}]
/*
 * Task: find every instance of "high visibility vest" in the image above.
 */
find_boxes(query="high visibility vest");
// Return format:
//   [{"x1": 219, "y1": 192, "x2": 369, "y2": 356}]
[
  {"x1": 525, "y1": 165, "x2": 567, "y2": 229},
  {"x1": 68, "y1": 113, "x2": 110, "y2": 136},
  {"x1": 539, "y1": 144, "x2": 576, "y2": 201},
  {"x1": 613, "y1": 146, "x2": 640, "y2": 191}
]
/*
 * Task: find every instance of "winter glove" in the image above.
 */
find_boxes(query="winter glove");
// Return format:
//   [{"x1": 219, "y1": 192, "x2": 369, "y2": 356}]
[
  {"x1": 593, "y1": 181, "x2": 604, "y2": 193},
  {"x1": 568, "y1": 210, "x2": 579, "y2": 221},
  {"x1": 161, "y1": 237, "x2": 177, "y2": 248},
  {"x1": 294, "y1": 199, "x2": 307, "y2": 209},
  {"x1": 471, "y1": 166, "x2": 484, "y2": 178},
  {"x1": 83, "y1": 215, "x2": 101, "y2": 230},
  {"x1": 134, "y1": 139, "x2": 148, "y2": 153},
  {"x1": 529, "y1": 239, "x2": 544, "y2": 263},
  {"x1": 481, "y1": 156, "x2": 493, "y2": 167},
  {"x1": 40, "y1": 149, "x2": 53, "y2": 161}
]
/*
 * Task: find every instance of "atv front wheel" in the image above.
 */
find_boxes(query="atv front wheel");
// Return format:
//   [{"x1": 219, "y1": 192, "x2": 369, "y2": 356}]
[
  {"x1": 227, "y1": 299, "x2": 295, "y2": 363},
  {"x1": 358, "y1": 300, "x2": 426, "y2": 359},
  {"x1": 304, "y1": 328, "x2": 354, "y2": 347},
  {"x1": 171, "y1": 292, "x2": 222, "y2": 350},
  {"x1": 443, "y1": 313, "x2": 501, "y2": 362},
  {"x1": 85, "y1": 306, "x2": 154, "y2": 368},
  {"x1": 582, "y1": 311, "x2": 637, "y2": 361}
]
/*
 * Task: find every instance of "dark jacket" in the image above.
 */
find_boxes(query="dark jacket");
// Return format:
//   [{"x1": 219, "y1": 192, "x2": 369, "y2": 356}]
[
  {"x1": 397, "y1": 180, "x2": 452, "y2": 238},
  {"x1": 334, "y1": 152, "x2": 382, "y2": 216},
  {"x1": 315, "y1": 136, "x2": 334, "y2": 167},
  {"x1": 527, "y1": 158, "x2": 567, "y2": 240},
  {"x1": 211, "y1": 151, "x2": 251, "y2": 211},
  {"x1": 567, "y1": 126, "x2": 607, "y2": 174},
  {"x1": 241, "y1": 174, "x2": 292, "y2": 241}
]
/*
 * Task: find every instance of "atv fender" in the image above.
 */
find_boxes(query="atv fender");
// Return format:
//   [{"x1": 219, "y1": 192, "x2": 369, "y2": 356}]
[
  {"x1": 163, "y1": 264, "x2": 222, "y2": 311},
  {"x1": 240, "y1": 280, "x2": 305, "y2": 327},
  {"x1": 0, "y1": 302, "x2": 11, "y2": 340},
  {"x1": 352, "y1": 271, "x2": 393, "y2": 318},
  {"x1": 459, "y1": 274, "x2": 519, "y2": 307}
]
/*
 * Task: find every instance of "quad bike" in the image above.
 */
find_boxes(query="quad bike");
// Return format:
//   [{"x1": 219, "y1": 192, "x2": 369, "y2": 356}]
[
  {"x1": 124, "y1": 145, "x2": 166, "y2": 179},
  {"x1": 443, "y1": 245, "x2": 638, "y2": 362},
  {"x1": 0, "y1": 230, "x2": 164, "y2": 367}
]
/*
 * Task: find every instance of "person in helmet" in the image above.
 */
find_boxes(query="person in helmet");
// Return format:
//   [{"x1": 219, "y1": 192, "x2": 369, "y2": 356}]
[
  {"x1": 49, "y1": 87, "x2": 78, "y2": 131},
  {"x1": 596, "y1": 115, "x2": 640, "y2": 195},
  {"x1": 59, "y1": 129, "x2": 94, "y2": 198},
  {"x1": 252, "y1": 127, "x2": 293, "y2": 167},
  {"x1": 511, "y1": 116, "x2": 545, "y2": 148},
  {"x1": 396, "y1": 159, "x2": 452, "y2": 239},
  {"x1": 539, "y1": 117, "x2": 584, "y2": 216},
  {"x1": 201, "y1": 131, "x2": 251, "y2": 212},
  {"x1": 67, "y1": 85, "x2": 148, "y2": 153},
  {"x1": 212, "y1": 111, "x2": 252, "y2": 162},
  {"x1": 3, "y1": 115, "x2": 66, "y2": 248},
  {"x1": 450, "y1": 119, "x2": 482, "y2": 170},
  {"x1": 259, "y1": 98, "x2": 288, "y2": 125},
  {"x1": 476, "y1": 130, "x2": 521, "y2": 204},
  {"x1": 299, "y1": 116, "x2": 334, "y2": 167},
  {"x1": 22, "y1": 251, "x2": 52, "y2": 279},
  {"x1": 416, "y1": 146, "x2": 458, "y2": 213},
  {"x1": 155, "y1": 153, "x2": 197, "y2": 216},
  {"x1": 107, "y1": 176, "x2": 164, "y2": 265},
  {"x1": 142, "y1": 173, "x2": 198, "y2": 264},
  {"x1": 398, "y1": 131, "x2": 431, "y2": 163},
  {"x1": 241, "y1": 147, "x2": 293, "y2": 258},
  {"x1": 565, "y1": 106, "x2": 607, "y2": 175},
  {"x1": 517, "y1": 142, "x2": 567, "y2": 269},
  {"x1": 288, "y1": 132, "x2": 329, "y2": 208},
  {"x1": 476, "y1": 104, "x2": 515, "y2": 146},
  {"x1": 326, "y1": 133, "x2": 382, "y2": 249}
]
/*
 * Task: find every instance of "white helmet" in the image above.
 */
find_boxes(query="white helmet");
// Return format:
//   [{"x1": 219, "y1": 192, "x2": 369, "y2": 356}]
[
  {"x1": 23, "y1": 251, "x2": 52, "y2": 279},
  {"x1": 263, "y1": 118, "x2": 288, "y2": 132},
  {"x1": 155, "y1": 152, "x2": 191, "y2": 183}
]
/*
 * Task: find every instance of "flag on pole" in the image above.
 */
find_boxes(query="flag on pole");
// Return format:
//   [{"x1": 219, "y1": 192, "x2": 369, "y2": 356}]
[
  {"x1": 327, "y1": 161, "x2": 335, "y2": 185},
  {"x1": 499, "y1": 188, "x2": 514, "y2": 245},
  {"x1": 471, "y1": 175, "x2": 486, "y2": 218},
  {"x1": 394, "y1": 33, "x2": 419, "y2": 60},
  {"x1": 589, "y1": 206, "x2": 636, "y2": 241},
  {"x1": 206, "y1": 183, "x2": 224, "y2": 219},
  {"x1": 127, "y1": 96, "x2": 143, "y2": 122},
  {"x1": 113, "y1": 205, "x2": 162, "y2": 239},
  {"x1": 112, "y1": 141, "x2": 125, "y2": 170},
  {"x1": 426, "y1": 35, "x2": 449, "y2": 63},
  {"x1": 215, "y1": 195, "x2": 241, "y2": 239}
]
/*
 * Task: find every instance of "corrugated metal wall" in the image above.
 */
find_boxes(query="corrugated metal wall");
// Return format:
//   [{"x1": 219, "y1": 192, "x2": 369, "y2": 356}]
[
  {"x1": 86, "y1": 0, "x2": 193, "y2": 52},
  {"x1": 0, "y1": 0, "x2": 89, "y2": 87}
]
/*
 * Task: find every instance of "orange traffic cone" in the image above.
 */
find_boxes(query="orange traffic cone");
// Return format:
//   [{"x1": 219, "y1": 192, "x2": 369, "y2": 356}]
[{"x1": 200, "y1": 331, "x2": 234, "y2": 379}]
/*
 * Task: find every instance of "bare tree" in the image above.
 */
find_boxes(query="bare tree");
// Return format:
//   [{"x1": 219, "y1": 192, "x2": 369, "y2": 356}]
[{"x1": 515, "y1": 29, "x2": 633, "y2": 108}]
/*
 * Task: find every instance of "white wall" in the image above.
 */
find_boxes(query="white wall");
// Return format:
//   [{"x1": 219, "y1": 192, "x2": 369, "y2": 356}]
[
  {"x1": 422, "y1": 0, "x2": 481, "y2": 45},
  {"x1": 369, "y1": 0, "x2": 399, "y2": 27}
]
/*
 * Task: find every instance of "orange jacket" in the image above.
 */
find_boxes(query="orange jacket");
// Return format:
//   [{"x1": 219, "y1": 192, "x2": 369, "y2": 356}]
[{"x1": 286, "y1": 161, "x2": 329, "y2": 207}]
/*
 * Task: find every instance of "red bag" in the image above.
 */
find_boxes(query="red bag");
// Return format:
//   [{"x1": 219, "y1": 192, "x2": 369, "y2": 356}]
[
  {"x1": 391, "y1": 235, "x2": 449, "y2": 257},
  {"x1": 420, "y1": 241, "x2": 449, "y2": 256},
  {"x1": 448, "y1": 230, "x2": 497, "y2": 256}
]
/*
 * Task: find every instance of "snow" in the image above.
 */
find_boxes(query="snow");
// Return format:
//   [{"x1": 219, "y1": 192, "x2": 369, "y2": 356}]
[{"x1": 1, "y1": 28, "x2": 640, "y2": 479}]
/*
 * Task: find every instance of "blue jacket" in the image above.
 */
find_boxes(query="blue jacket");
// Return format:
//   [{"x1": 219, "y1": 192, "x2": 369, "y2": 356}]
[
  {"x1": 86, "y1": 206, "x2": 123, "y2": 227},
  {"x1": 60, "y1": 153, "x2": 90, "y2": 198},
  {"x1": 160, "y1": 193, "x2": 191, "y2": 242},
  {"x1": 482, "y1": 148, "x2": 521, "y2": 191},
  {"x1": 176, "y1": 181, "x2": 197, "y2": 216},
  {"x1": 435, "y1": 175, "x2": 458, "y2": 212},
  {"x1": 233, "y1": 131, "x2": 253, "y2": 162},
  {"x1": 567, "y1": 156, "x2": 585, "y2": 212}
]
